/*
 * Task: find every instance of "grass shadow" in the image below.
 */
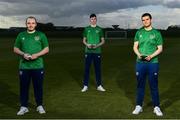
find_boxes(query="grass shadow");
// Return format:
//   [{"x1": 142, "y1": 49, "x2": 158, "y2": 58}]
[{"x1": 160, "y1": 78, "x2": 180, "y2": 110}]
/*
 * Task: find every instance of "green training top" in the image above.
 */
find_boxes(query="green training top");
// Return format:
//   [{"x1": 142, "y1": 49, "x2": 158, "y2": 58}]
[
  {"x1": 83, "y1": 25, "x2": 104, "y2": 53},
  {"x1": 14, "y1": 31, "x2": 49, "y2": 69},
  {"x1": 134, "y1": 27, "x2": 163, "y2": 63}
]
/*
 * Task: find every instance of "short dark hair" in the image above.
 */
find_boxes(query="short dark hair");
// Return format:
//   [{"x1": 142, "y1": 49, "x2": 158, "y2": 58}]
[
  {"x1": 90, "y1": 14, "x2": 96, "y2": 18},
  {"x1": 26, "y1": 16, "x2": 37, "y2": 23},
  {"x1": 141, "y1": 13, "x2": 152, "y2": 19}
]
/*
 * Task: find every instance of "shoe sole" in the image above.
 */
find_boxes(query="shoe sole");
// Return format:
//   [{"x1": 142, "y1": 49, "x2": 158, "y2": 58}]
[
  {"x1": 37, "y1": 109, "x2": 46, "y2": 114},
  {"x1": 38, "y1": 112, "x2": 46, "y2": 114},
  {"x1": 17, "y1": 110, "x2": 29, "y2": 115},
  {"x1": 81, "y1": 89, "x2": 88, "y2": 92},
  {"x1": 132, "y1": 109, "x2": 143, "y2": 115},
  {"x1": 153, "y1": 111, "x2": 163, "y2": 116},
  {"x1": 97, "y1": 89, "x2": 106, "y2": 92}
]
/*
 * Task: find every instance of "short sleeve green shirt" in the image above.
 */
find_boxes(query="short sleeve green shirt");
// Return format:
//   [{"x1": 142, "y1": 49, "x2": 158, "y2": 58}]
[
  {"x1": 134, "y1": 27, "x2": 163, "y2": 63},
  {"x1": 83, "y1": 25, "x2": 104, "y2": 53},
  {"x1": 14, "y1": 31, "x2": 49, "y2": 69}
]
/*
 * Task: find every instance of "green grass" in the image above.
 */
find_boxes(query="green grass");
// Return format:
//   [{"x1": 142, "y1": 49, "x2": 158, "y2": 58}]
[{"x1": 0, "y1": 37, "x2": 180, "y2": 118}]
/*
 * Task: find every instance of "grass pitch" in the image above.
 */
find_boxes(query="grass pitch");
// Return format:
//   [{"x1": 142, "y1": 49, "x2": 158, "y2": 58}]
[{"x1": 0, "y1": 37, "x2": 179, "y2": 119}]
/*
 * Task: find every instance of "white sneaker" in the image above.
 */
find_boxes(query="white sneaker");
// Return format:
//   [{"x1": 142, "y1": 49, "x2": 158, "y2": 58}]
[
  {"x1": 81, "y1": 86, "x2": 88, "y2": 92},
  {"x1": 17, "y1": 106, "x2": 29, "y2": 115},
  {"x1": 132, "y1": 105, "x2": 143, "y2": 115},
  {"x1": 37, "y1": 105, "x2": 46, "y2": 114},
  {"x1": 153, "y1": 106, "x2": 163, "y2": 116},
  {"x1": 97, "y1": 85, "x2": 106, "y2": 92}
]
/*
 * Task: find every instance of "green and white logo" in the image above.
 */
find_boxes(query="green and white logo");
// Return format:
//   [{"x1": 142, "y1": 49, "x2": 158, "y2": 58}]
[
  {"x1": 150, "y1": 34, "x2": 155, "y2": 39},
  {"x1": 22, "y1": 37, "x2": 25, "y2": 40},
  {"x1": 34, "y1": 36, "x2": 40, "y2": 41},
  {"x1": 96, "y1": 30, "x2": 99, "y2": 33}
]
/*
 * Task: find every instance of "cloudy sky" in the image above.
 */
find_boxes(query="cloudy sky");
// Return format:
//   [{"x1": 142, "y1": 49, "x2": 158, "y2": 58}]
[{"x1": 0, "y1": 0, "x2": 180, "y2": 29}]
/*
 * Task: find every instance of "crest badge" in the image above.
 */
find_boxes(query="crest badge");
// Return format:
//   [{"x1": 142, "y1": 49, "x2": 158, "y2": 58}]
[
  {"x1": 34, "y1": 36, "x2": 40, "y2": 41},
  {"x1": 96, "y1": 30, "x2": 99, "y2": 33},
  {"x1": 22, "y1": 37, "x2": 25, "y2": 40},
  {"x1": 150, "y1": 34, "x2": 155, "y2": 39}
]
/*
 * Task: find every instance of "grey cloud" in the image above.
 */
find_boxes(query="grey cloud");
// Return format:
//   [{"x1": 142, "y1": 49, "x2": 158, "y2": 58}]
[
  {"x1": 0, "y1": 0, "x2": 166, "y2": 18},
  {"x1": 163, "y1": 0, "x2": 180, "y2": 8}
]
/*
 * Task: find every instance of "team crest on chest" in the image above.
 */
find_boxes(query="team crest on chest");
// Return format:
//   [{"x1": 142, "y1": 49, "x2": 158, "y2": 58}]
[
  {"x1": 150, "y1": 34, "x2": 155, "y2": 39},
  {"x1": 34, "y1": 36, "x2": 40, "y2": 41},
  {"x1": 22, "y1": 37, "x2": 25, "y2": 40},
  {"x1": 96, "y1": 30, "x2": 99, "y2": 33}
]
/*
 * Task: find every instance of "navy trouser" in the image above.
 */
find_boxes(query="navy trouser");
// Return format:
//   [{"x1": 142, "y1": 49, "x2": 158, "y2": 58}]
[
  {"x1": 83, "y1": 53, "x2": 102, "y2": 86},
  {"x1": 19, "y1": 69, "x2": 44, "y2": 107},
  {"x1": 135, "y1": 63, "x2": 160, "y2": 107}
]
